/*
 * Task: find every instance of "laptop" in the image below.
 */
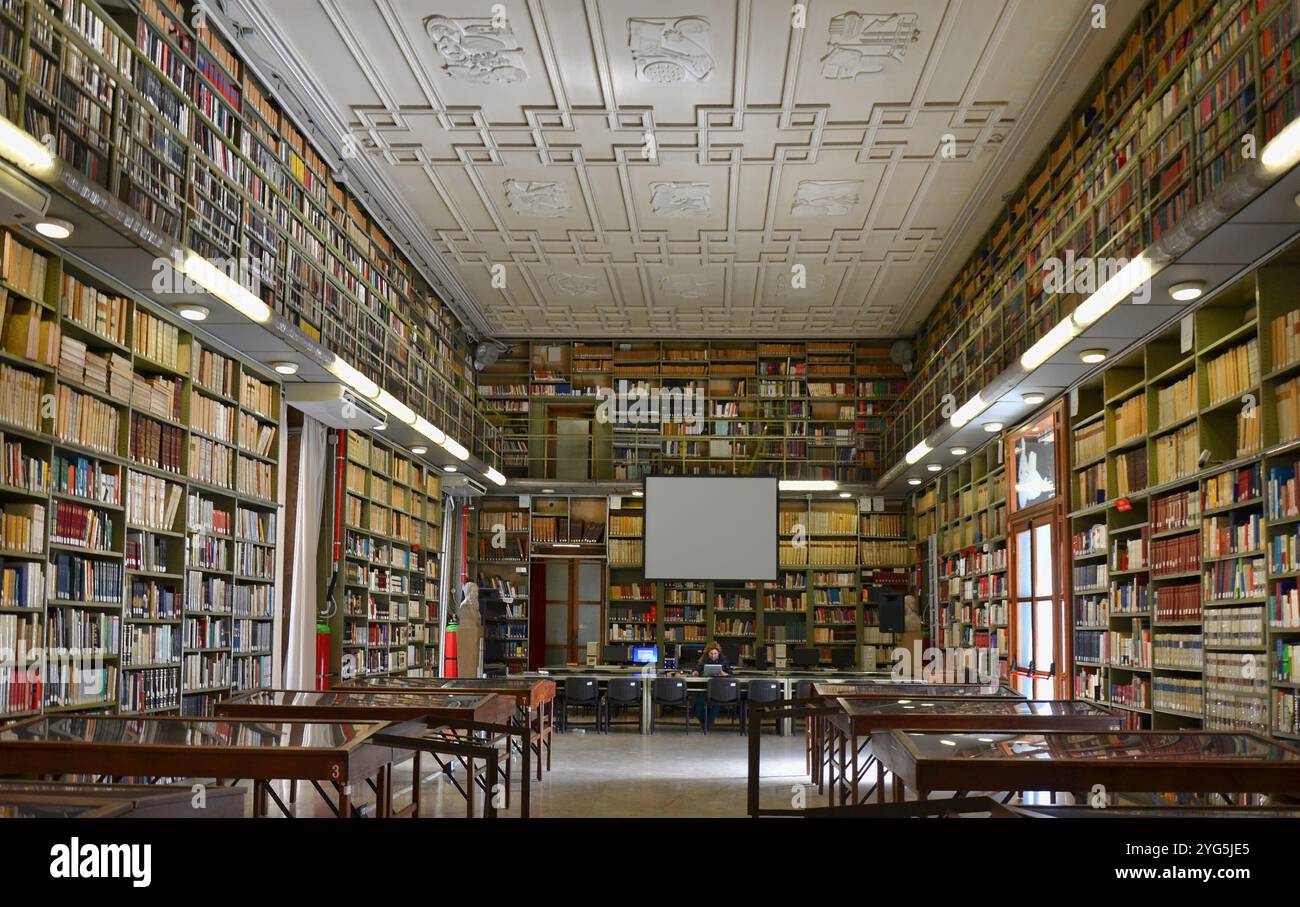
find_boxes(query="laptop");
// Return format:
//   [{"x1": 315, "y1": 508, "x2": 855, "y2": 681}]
[{"x1": 702, "y1": 663, "x2": 725, "y2": 677}]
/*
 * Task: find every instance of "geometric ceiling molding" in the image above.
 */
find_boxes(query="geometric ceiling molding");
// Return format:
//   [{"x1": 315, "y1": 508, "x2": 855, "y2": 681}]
[{"x1": 248, "y1": 0, "x2": 1122, "y2": 337}]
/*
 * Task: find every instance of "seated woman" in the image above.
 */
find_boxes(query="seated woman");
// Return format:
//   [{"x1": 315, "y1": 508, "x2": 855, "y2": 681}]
[{"x1": 692, "y1": 640, "x2": 734, "y2": 729}]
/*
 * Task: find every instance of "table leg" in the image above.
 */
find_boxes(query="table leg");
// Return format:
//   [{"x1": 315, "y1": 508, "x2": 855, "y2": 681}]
[
  {"x1": 876, "y1": 759, "x2": 885, "y2": 805},
  {"x1": 850, "y1": 729, "x2": 860, "y2": 807},
  {"x1": 466, "y1": 756, "x2": 474, "y2": 818},
  {"x1": 413, "y1": 751, "x2": 421, "y2": 818},
  {"x1": 521, "y1": 706, "x2": 532, "y2": 819},
  {"x1": 255, "y1": 779, "x2": 268, "y2": 817},
  {"x1": 338, "y1": 781, "x2": 352, "y2": 819},
  {"x1": 485, "y1": 752, "x2": 499, "y2": 819},
  {"x1": 892, "y1": 772, "x2": 903, "y2": 803}
]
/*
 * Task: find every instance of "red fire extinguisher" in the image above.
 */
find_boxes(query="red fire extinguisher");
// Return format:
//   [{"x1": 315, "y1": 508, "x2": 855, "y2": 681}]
[{"x1": 315, "y1": 621, "x2": 331, "y2": 691}]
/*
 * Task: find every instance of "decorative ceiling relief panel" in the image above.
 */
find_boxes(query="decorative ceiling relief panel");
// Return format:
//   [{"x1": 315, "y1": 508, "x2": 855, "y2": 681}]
[
  {"x1": 423, "y1": 16, "x2": 529, "y2": 84},
  {"x1": 250, "y1": 0, "x2": 1110, "y2": 337}
]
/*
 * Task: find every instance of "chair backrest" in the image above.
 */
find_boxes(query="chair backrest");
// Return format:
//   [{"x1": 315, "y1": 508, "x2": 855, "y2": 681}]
[
  {"x1": 565, "y1": 676, "x2": 599, "y2": 703},
  {"x1": 747, "y1": 679, "x2": 781, "y2": 702},
  {"x1": 606, "y1": 677, "x2": 641, "y2": 703},
  {"x1": 794, "y1": 679, "x2": 816, "y2": 700},
  {"x1": 652, "y1": 677, "x2": 686, "y2": 702},
  {"x1": 708, "y1": 677, "x2": 740, "y2": 702}
]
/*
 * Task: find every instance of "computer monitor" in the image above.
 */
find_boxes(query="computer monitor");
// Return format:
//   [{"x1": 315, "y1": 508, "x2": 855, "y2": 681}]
[
  {"x1": 679, "y1": 644, "x2": 703, "y2": 666},
  {"x1": 603, "y1": 645, "x2": 627, "y2": 665},
  {"x1": 830, "y1": 648, "x2": 855, "y2": 670},
  {"x1": 632, "y1": 646, "x2": 659, "y2": 665},
  {"x1": 792, "y1": 647, "x2": 821, "y2": 669},
  {"x1": 721, "y1": 643, "x2": 740, "y2": 665}
]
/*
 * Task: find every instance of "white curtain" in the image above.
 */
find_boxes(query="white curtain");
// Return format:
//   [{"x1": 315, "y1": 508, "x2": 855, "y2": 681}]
[{"x1": 284, "y1": 416, "x2": 327, "y2": 689}]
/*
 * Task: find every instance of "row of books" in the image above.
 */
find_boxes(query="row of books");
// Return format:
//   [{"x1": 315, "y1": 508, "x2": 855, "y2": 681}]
[
  {"x1": 1114, "y1": 392, "x2": 1147, "y2": 444},
  {"x1": 1152, "y1": 488, "x2": 1199, "y2": 533},
  {"x1": 1204, "y1": 518, "x2": 1263, "y2": 582},
  {"x1": 49, "y1": 500, "x2": 113, "y2": 551},
  {"x1": 1155, "y1": 373, "x2": 1195, "y2": 429},
  {"x1": 1204, "y1": 338, "x2": 1259, "y2": 406},
  {"x1": 1152, "y1": 532, "x2": 1200, "y2": 575},
  {"x1": 61, "y1": 273, "x2": 128, "y2": 346},
  {"x1": 0, "y1": 502, "x2": 44, "y2": 553},
  {"x1": 1154, "y1": 582, "x2": 1201, "y2": 623},
  {"x1": 1207, "y1": 463, "x2": 1261, "y2": 511},
  {"x1": 1153, "y1": 423, "x2": 1197, "y2": 483},
  {"x1": 1074, "y1": 420, "x2": 1105, "y2": 463},
  {"x1": 1204, "y1": 556, "x2": 1266, "y2": 603}
]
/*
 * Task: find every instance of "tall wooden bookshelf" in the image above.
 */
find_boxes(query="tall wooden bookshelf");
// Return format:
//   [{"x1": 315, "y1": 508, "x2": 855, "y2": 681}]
[
  {"x1": 887, "y1": 0, "x2": 1300, "y2": 468},
  {"x1": 1066, "y1": 260, "x2": 1300, "y2": 742},
  {"x1": 471, "y1": 497, "x2": 531, "y2": 670},
  {"x1": 334, "y1": 432, "x2": 441, "y2": 680},
  {"x1": 0, "y1": 227, "x2": 282, "y2": 722},
  {"x1": 476, "y1": 340, "x2": 905, "y2": 484},
  {"x1": 926, "y1": 444, "x2": 1010, "y2": 682},
  {"x1": 0, "y1": 0, "x2": 497, "y2": 466}
]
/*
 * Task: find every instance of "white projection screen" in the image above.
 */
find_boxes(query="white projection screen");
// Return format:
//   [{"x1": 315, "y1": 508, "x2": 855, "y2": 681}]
[{"x1": 643, "y1": 476, "x2": 778, "y2": 581}]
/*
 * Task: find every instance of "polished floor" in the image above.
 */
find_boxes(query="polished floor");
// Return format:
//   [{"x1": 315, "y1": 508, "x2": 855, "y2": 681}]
[{"x1": 281, "y1": 718, "x2": 813, "y2": 818}]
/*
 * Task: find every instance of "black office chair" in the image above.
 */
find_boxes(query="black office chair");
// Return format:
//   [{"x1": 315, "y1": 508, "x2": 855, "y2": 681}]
[
  {"x1": 650, "y1": 677, "x2": 690, "y2": 733},
  {"x1": 703, "y1": 676, "x2": 741, "y2": 734},
  {"x1": 743, "y1": 679, "x2": 782, "y2": 736},
  {"x1": 561, "y1": 676, "x2": 601, "y2": 732},
  {"x1": 602, "y1": 677, "x2": 642, "y2": 732}
]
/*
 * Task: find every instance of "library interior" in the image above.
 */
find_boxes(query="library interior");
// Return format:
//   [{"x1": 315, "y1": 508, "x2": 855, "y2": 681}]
[{"x1": 4, "y1": 0, "x2": 1300, "y2": 830}]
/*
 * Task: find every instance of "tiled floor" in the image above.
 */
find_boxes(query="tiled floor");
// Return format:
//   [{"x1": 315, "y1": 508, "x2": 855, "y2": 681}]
[{"x1": 282, "y1": 722, "x2": 814, "y2": 818}]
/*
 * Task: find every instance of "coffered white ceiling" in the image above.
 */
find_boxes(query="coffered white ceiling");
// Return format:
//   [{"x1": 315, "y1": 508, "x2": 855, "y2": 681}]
[{"x1": 237, "y1": 0, "x2": 1131, "y2": 338}]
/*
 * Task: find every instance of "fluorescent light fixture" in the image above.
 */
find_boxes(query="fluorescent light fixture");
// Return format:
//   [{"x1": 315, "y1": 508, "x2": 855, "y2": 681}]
[
  {"x1": 0, "y1": 116, "x2": 54, "y2": 172},
  {"x1": 272, "y1": 361, "x2": 299, "y2": 376},
  {"x1": 180, "y1": 251, "x2": 272, "y2": 324},
  {"x1": 1070, "y1": 255, "x2": 1155, "y2": 327},
  {"x1": 839, "y1": 491, "x2": 853, "y2": 498},
  {"x1": 376, "y1": 389, "x2": 417, "y2": 425},
  {"x1": 926, "y1": 464, "x2": 942, "y2": 472},
  {"x1": 441, "y1": 436, "x2": 470, "y2": 461},
  {"x1": 1169, "y1": 280, "x2": 1205, "y2": 302},
  {"x1": 982, "y1": 422, "x2": 1003, "y2": 433},
  {"x1": 949, "y1": 392, "x2": 988, "y2": 429},
  {"x1": 177, "y1": 304, "x2": 208, "y2": 322},
  {"x1": 632, "y1": 490, "x2": 644, "y2": 497},
  {"x1": 34, "y1": 218, "x2": 73, "y2": 240},
  {"x1": 907, "y1": 478, "x2": 922, "y2": 486},
  {"x1": 1019, "y1": 318, "x2": 1082, "y2": 371},
  {"x1": 443, "y1": 466, "x2": 457, "y2": 473},
  {"x1": 326, "y1": 356, "x2": 379, "y2": 400},
  {"x1": 1080, "y1": 348, "x2": 1108, "y2": 364},
  {"x1": 411, "y1": 446, "x2": 427, "y2": 455},
  {"x1": 904, "y1": 440, "x2": 932, "y2": 465},
  {"x1": 542, "y1": 488, "x2": 556, "y2": 494},
  {"x1": 1262, "y1": 116, "x2": 1300, "y2": 173},
  {"x1": 414, "y1": 417, "x2": 446, "y2": 445},
  {"x1": 949, "y1": 447, "x2": 968, "y2": 456},
  {"x1": 1022, "y1": 392, "x2": 1045, "y2": 405},
  {"x1": 778, "y1": 480, "x2": 837, "y2": 491},
  {"x1": 485, "y1": 467, "x2": 507, "y2": 487}
]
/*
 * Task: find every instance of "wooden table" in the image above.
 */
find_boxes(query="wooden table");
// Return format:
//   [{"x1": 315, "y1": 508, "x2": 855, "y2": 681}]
[
  {"x1": 215, "y1": 689, "x2": 519, "y2": 817},
  {"x1": 0, "y1": 779, "x2": 246, "y2": 817},
  {"x1": 336, "y1": 676, "x2": 556, "y2": 784},
  {"x1": 0, "y1": 716, "x2": 393, "y2": 818},
  {"x1": 806, "y1": 681, "x2": 1024, "y2": 789},
  {"x1": 0, "y1": 794, "x2": 131, "y2": 818},
  {"x1": 828, "y1": 698, "x2": 1124, "y2": 806},
  {"x1": 871, "y1": 730, "x2": 1300, "y2": 804}
]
